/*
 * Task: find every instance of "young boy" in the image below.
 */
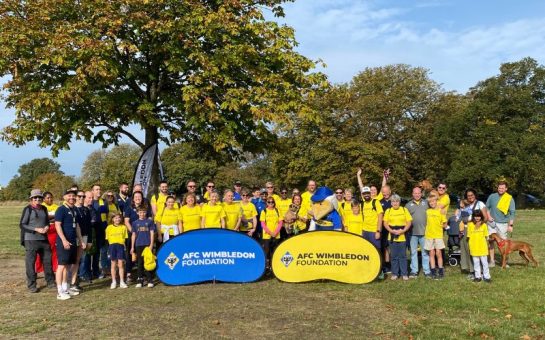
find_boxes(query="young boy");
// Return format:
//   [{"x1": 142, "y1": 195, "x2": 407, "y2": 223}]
[
  {"x1": 424, "y1": 197, "x2": 448, "y2": 279},
  {"x1": 130, "y1": 207, "x2": 156, "y2": 288},
  {"x1": 106, "y1": 213, "x2": 128, "y2": 289}
]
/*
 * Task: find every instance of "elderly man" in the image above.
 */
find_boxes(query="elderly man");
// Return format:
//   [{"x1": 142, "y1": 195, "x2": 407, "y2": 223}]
[
  {"x1": 20, "y1": 189, "x2": 55, "y2": 293},
  {"x1": 406, "y1": 186, "x2": 431, "y2": 278}
]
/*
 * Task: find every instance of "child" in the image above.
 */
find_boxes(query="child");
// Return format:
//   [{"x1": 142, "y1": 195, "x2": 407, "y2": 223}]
[
  {"x1": 343, "y1": 199, "x2": 365, "y2": 236},
  {"x1": 424, "y1": 197, "x2": 448, "y2": 279},
  {"x1": 106, "y1": 213, "x2": 129, "y2": 289},
  {"x1": 260, "y1": 198, "x2": 282, "y2": 268},
  {"x1": 131, "y1": 207, "x2": 156, "y2": 288},
  {"x1": 466, "y1": 210, "x2": 491, "y2": 283}
]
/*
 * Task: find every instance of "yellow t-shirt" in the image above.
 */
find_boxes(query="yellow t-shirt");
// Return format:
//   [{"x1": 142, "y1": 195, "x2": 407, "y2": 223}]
[
  {"x1": 105, "y1": 224, "x2": 128, "y2": 245},
  {"x1": 339, "y1": 201, "x2": 352, "y2": 221},
  {"x1": 42, "y1": 202, "x2": 59, "y2": 214},
  {"x1": 151, "y1": 192, "x2": 169, "y2": 208},
  {"x1": 179, "y1": 205, "x2": 201, "y2": 232},
  {"x1": 223, "y1": 202, "x2": 243, "y2": 230},
  {"x1": 467, "y1": 222, "x2": 489, "y2": 257},
  {"x1": 201, "y1": 204, "x2": 226, "y2": 228},
  {"x1": 240, "y1": 202, "x2": 258, "y2": 231},
  {"x1": 384, "y1": 207, "x2": 412, "y2": 242},
  {"x1": 361, "y1": 199, "x2": 384, "y2": 233},
  {"x1": 277, "y1": 198, "x2": 292, "y2": 220},
  {"x1": 260, "y1": 208, "x2": 281, "y2": 240},
  {"x1": 156, "y1": 207, "x2": 180, "y2": 235},
  {"x1": 344, "y1": 211, "x2": 365, "y2": 235},
  {"x1": 108, "y1": 203, "x2": 120, "y2": 221},
  {"x1": 296, "y1": 204, "x2": 309, "y2": 231},
  {"x1": 438, "y1": 194, "x2": 450, "y2": 217},
  {"x1": 425, "y1": 208, "x2": 447, "y2": 239},
  {"x1": 204, "y1": 191, "x2": 211, "y2": 201}
]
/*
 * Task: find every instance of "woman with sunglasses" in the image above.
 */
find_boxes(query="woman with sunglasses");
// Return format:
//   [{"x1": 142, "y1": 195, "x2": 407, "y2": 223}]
[
  {"x1": 104, "y1": 190, "x2": 121, "y2": 222},
  {"x1": 21, "y1": 189, "x2": 55, "y2": 293},
  {"x1": 201, "y1": 192, "x2": 226, "y2": 228},
  {"x1": 240, "y1": 189, "x2": 258, "y2": 237},
  {"x1": 260, "y1": 198, "x2": 282, "y2": 268}
]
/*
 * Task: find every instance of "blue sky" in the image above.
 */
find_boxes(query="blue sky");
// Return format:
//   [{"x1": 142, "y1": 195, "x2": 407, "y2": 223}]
[{"x1": 1, "y1": 0, "x2": 545, "y2": 186}]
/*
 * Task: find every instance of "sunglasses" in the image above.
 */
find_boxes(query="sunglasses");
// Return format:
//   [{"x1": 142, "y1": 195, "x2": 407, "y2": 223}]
[
  {"x1": 242, "y1": 194, "x2": 248, "y2": 197},
  {"x1": 438, "y1": 186, "x2": 446, "y2": 189},
  {"x1": 77, "y1": 195, "x2": 85, "y2": 198},
  {"x1": 267, "y1": 201, "x2": 275, "y2": 204},
  {"x1": 266, "y1": 186, "x2": 273, "y2": 189},
  {"x1": 281, "y1": 191, "x2": 287, "y2": 194},
  {"x1": 335, "y1": 191, "x2": 343, "y2": 194},
  {"x1": 207, "y1": 185, "x2": 215, "y2": 188}
]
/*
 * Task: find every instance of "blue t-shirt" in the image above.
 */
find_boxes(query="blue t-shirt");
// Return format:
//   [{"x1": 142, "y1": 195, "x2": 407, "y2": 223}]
[
  {"x1": 124, "y1": 204, "x2": 152, "y2": 225},
  {"x1": 380, "y1": 198, "x2": 392, "y2": 211},
  {"x1": 55, "y1": 204, "x2": 79, "y2": 243},
  {"x1": 233, "y1": 192, "x2": 242, "y2": 202},
  {"x1": 132, "y1": 219, "x2": 156, "y2": 247}
]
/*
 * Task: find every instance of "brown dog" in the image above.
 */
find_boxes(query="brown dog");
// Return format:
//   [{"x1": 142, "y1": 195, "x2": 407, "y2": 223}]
[{"x1": 490, "y1": 233, "x2": 538, "y2": 268}]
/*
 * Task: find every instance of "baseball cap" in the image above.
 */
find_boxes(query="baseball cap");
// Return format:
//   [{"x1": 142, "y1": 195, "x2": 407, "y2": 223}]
[
  {"x1": 361, "y1": 186, "x2": 371, "y2": 193},
  {"x1": 234, "y1": 180, "x2": 242, "y2": 186},
  {"x1": 64, "y1": 189, "x2": 78, "y2": 196}
]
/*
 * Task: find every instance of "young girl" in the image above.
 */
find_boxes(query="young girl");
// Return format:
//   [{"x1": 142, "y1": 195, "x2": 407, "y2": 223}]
[
  {"x1": 467, "y1": 210, "x2": 491, "y2": 283},
  {"x1": 424, "y1": 197, "x2": 448, "y2": 279},
  {"x1": 260, "y1": 198, "x2": 282, "y2": 268},
  {"x1": 155, "y1": 196, "x2": 181, "y2": 243},
  {"x1": 201, "y1": 192, "x2": 226, "y2": 228},
  {"x1": 105, "y1": 213, "x2": 129, "y2": 289}
]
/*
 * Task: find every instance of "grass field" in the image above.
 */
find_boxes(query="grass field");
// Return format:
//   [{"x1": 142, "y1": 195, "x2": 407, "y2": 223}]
[{"x1": 1, "y1": 205, "x2": 544, "y2": 339}]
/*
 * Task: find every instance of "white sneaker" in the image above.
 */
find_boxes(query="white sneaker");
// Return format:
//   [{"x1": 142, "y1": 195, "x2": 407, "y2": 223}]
[
  {"x1": 135, "y1": 283, "x2": 142, "y2": 288},
  {"x1": 147, "y1": 283, "x2": 154, "y2": 288},
  {"x1": 67, "y1": 288, "x2": 80, "y2": 296},
  {"x1": 110, "y1": 282, "x2": 117, "y2": 289},
  {"x1": 57, "y1": 292, "x2": 71, "y2": 300},
  {"x1": 119, "y1": 282, "x2": 128, "y2": 289}
]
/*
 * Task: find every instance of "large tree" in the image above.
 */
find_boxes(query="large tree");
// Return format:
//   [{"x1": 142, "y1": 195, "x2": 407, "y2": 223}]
[
  {"x1": 0, "y1": 158, "x2": 63, "y2": 200},
  {"x1": 0, "y1": 0, "x2": 325, "y2": 155}
]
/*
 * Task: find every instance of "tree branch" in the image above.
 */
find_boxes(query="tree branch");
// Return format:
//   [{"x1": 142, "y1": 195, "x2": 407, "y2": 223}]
[{"x1": 97, "y1": 122, "x2": 145, "y2": 148}]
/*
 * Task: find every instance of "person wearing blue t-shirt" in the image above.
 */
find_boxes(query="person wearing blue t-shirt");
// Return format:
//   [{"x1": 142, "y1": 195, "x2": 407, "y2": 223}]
[{"x1": 130, "y1": 208, "x2": 156, "y2": 288}]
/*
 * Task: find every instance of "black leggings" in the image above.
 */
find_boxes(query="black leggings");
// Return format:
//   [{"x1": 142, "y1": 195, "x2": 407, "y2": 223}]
[{"x1": 135, "y1": 246, "x2": 153, "y2": 283}]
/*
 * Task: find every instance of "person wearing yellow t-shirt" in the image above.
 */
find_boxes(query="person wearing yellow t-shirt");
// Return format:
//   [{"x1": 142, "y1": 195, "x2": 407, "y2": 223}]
[
  {"x1": 151, "y1": 181, "x2": 170, "y2": 217},
  {"x1": 466, "y1": 210, "x2": 491, "y2": 282},
  {"x1": 383, "y1": 194, "x2": 412, "y2": 280},
  {"x1": 222, "y1": 190, "x2": 242, "y2": 231},
  {"x1": 343, "y1": 200, "x2": 365, "y2": 236},
  {"x1": 260, "y1": 198, "x2": 282, "y2": 267},
  {"x1": 339, "y1": 189, "x2": 354, "y2": 224},
  {"x1": 201, "y1": 192, "x2": 226, "y2": 228},
  {"x1": 436, "y1": 182, "x2": 450, "y2": 218},
  {"x1": 155, "y1": 196, "x2": 181, "y2": 242},
  {"x1": 291, "y1": 194, "x2": 308, "y2": 233},
  {"x1": 424, "y1": 197, "x2": 448, "y2": 279},
  {"x1": 264, "y1": 181, "x2": 281, "y2": 204},
  {"x1": 276, "y1": 189, "x2": 292, "y2": 220},
  {"x1": 300, "y1": 180, "x2": 317, "y2": 218},
  {"x1": 41, "y1": 191, "x2": 59, "y2": 272},
  {"x1": 360, "y1": 187, "x2": 384, "y2": 250},
  {"x1": 203, "y1": 181, "x2": 215, "y2": 203},
  {"x1": 105, "y1": 213, "x2": 128, "y2": 289},
  {"x1": 104, "y1": 191, "x2": 121, "y2": 222},
  {"x1": 179, "y1": 194, "x2": 202, "y2": 232},
  {"x1": 240, "y1": 190, "x2": 258, "y2": 237}
]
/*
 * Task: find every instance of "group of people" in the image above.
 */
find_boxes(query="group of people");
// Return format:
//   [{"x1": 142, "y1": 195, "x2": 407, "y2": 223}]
[{"x1": 20, "y1": 170, "x2": 516, "y2": 299}]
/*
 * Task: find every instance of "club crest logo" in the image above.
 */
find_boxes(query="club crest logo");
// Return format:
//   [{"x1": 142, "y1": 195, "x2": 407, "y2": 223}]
[
  {"x1": 165, "y1": 252, "x2": 179, "y2": 270},
  {"x1": 281, "y1": 251, "x2": 294, "y2": 267}
]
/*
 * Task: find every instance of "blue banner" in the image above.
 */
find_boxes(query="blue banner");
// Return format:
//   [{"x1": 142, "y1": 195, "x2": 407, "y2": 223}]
[{"x1": 156, "y1": 228, "x2": 266, "y2": 285}]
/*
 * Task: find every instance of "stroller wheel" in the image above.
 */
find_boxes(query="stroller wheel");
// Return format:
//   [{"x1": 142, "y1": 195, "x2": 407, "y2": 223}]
[{"x1": 448, "y1": 257, "x2": 458, "y2": 267}]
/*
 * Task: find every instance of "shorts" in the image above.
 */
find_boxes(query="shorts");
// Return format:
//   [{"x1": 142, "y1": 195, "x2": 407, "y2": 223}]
[
  {"x1": 57, "y1": 243, "x2": 78, "y2": 265},
  {"x1": 424, "y1": 238, "x2": 445, "y2": 251},
  {"x1": 488, "y1": 221, "x2": 508, "y2": 240},
  {"x1": 109, "y1": 244, "x2": 126, "y2": 261}
]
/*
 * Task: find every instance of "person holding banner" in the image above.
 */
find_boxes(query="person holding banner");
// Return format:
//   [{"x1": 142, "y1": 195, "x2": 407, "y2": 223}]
[
  {"x1": 260, "y1": 198, "x2": 282, "y2": 268},
  {"x1": 201, "y1": 192, "x2": 226, "y2": 228},
  {"x1": 240, "y1": 190, "x2": 258, "y2": 237},
  {"x1": 179, "y1": 193, "x2": 202, "y2": 232},
  {"x1": 156, "y1": 196, "x2": 181, "y2": 243}
]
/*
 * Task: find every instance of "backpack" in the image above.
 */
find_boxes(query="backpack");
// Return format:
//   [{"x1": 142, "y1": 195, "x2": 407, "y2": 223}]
[{"x1": 19, "y1": 204, "x2": 48, "y2": 246}]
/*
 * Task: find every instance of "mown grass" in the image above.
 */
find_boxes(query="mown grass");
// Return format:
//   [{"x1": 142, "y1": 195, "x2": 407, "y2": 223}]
[{"x1": 1, "y1": 206, "x2": 544, "y2": 339}]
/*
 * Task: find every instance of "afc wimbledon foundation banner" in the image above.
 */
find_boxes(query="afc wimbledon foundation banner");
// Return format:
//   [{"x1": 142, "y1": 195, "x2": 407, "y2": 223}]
[
  {"x1": 156, "y1": 229, "x2": 266, "y2": 285},
  {"x1": 272, "y1": 231, "x2": 382, "y2": 284}
]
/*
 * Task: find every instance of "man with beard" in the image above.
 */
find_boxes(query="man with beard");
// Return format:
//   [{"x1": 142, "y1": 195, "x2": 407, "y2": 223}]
[
  {"x1": 360, "y1": 186, "x2": 384, "y2": 279},
  {"x1": 116, "y1": 182, "x2": 130, "y2": 216}
]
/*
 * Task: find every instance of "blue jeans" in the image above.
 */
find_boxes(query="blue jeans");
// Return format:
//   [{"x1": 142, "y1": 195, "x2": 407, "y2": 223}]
[{"x1": 410, "y1": 235, "x2": 430, "y2": 275}]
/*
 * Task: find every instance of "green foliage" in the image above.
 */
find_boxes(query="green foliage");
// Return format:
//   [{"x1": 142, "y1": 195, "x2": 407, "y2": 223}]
[
  {"x1": 0, "y1": 158, "x2": 63, "y2": 200},
  {"x1": 0, "y1": 0, "x2": 326, "y2": 157},
  {"x1": 213, "y1": 154, "x2": 275, "y2": 192},
  {"x1": 80, "y1": 144, "x2": 140, "y2": 191},
  {"x1": 32, "y1": 172, "x2": 75, "y2": 200},
  {"x1": 445, "y1": 57, "x2": 545, "y2": 196}
]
